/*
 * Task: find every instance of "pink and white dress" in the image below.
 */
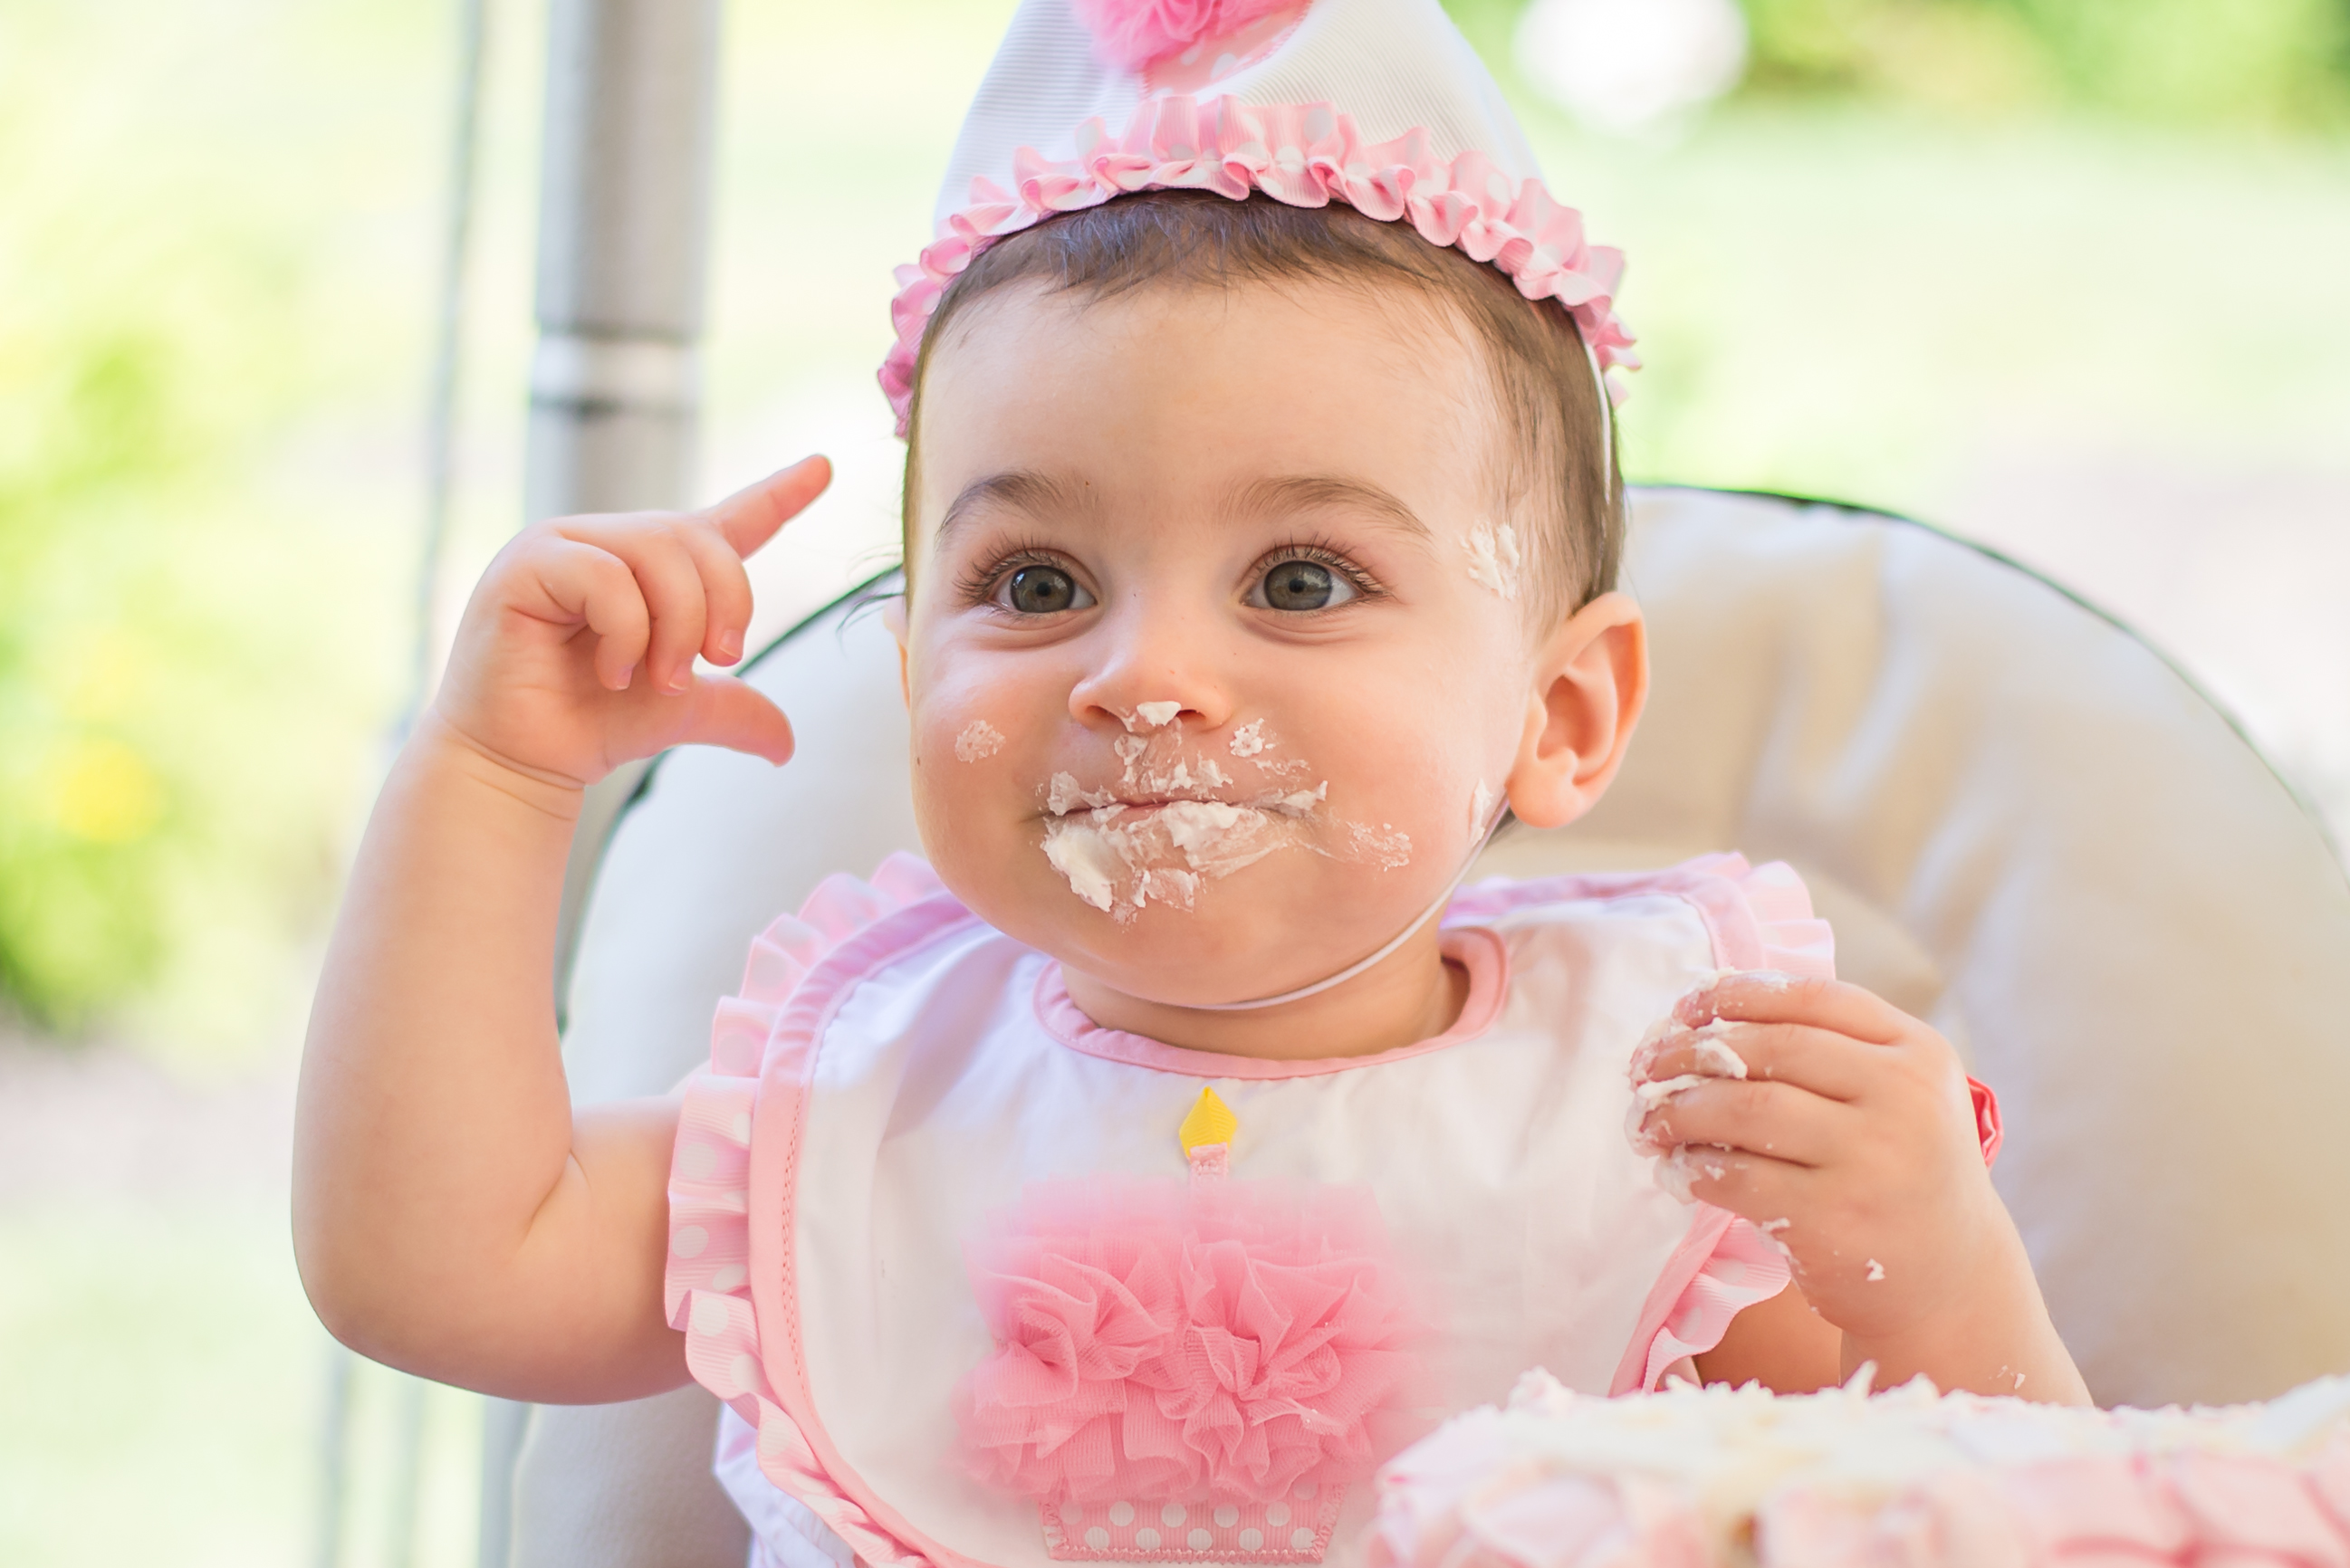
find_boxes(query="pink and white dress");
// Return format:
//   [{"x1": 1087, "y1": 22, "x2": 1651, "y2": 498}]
[{"x1": 663, "y1": 853, "x2": 1846, "y2": 1568}]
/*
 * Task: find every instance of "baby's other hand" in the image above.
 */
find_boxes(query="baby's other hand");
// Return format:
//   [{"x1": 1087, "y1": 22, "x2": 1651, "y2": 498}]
[
  {"x1": 1632, "y1": 973, "x2": 2086, "y2": 1401},
  {"x1": 432, "y1": 457, "x2": 830, "y2": 789}
]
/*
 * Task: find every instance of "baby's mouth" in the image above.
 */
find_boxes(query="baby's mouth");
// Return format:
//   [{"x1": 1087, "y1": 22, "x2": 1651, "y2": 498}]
[
  {"x1": 1040, "y1": 778, "x2": 1330, "y2": 822},
  {"x1": 1031, "y1": 717, "x2": 1405, "y2": 919},
  {"x1": 1039, "y1": 794, "x2": 1305, "y2": 920}
]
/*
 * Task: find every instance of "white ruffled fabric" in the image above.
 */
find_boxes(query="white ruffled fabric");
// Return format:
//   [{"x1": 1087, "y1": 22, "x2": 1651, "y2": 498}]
[{"x1": 667, "y1": 853, "x2": 956, "y2": 1568}]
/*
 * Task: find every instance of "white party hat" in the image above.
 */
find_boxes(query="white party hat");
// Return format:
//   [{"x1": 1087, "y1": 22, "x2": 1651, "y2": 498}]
[{"x1": 880, "y1": 0, "x2": 1638, "y2": 434}]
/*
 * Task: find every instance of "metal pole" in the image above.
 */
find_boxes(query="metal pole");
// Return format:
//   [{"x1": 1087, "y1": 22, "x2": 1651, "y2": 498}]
[
  {"x1": 486, "y1": 5, "x2": 723, "y2": 1561},
  {"x1": 523, "y1": 0, "x2": 721, "y2": 526},
  {"x1": 523, "y1": 0, "x2": 724, "y2": 1028}
]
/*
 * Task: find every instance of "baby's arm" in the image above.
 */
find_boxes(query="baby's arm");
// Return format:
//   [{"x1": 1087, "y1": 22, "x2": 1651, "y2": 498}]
[
  {"x1": 1637, "y1": 974, "x2": 2091, "y2": 1404},
  {"x1": 293, "y1": 459, "x2": 829, "y2": 1403}
]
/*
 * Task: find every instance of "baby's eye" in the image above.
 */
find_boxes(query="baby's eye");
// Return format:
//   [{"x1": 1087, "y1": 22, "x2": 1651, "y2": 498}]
[
  {"x1": 1250, "y1": 557, "x2": 1359, "y2": 613},
  {"x1": 995, "y1": 562, "x2": 1094, "y2": 616}
]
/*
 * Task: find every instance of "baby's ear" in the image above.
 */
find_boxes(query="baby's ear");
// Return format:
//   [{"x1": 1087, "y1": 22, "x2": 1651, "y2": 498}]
[{"x1": 1504, "y1": 591, "x2": 1648, "y2": 830}]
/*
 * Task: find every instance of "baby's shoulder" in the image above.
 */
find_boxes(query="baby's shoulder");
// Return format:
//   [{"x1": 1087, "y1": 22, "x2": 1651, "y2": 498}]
[
  {"x1": 700, "y1": 854, "x2": 976, "y2": 1067},
  {"x1": 1450, "y1": 852, "x2": 1836, "y2": 984}
]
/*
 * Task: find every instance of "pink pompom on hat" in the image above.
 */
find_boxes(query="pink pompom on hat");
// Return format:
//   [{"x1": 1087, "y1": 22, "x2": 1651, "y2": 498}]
[{"x1": 880, "y1": 0, "x2": 1639, "y2": 436}]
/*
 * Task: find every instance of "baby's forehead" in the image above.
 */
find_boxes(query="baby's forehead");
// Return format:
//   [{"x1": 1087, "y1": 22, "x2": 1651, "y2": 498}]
[
  {"x1": 931, "y1": 465, "x2": 1449, "y2": 547},
  {"x1": 916, "y1": 290, "x2": 1514, "y2": 521}
]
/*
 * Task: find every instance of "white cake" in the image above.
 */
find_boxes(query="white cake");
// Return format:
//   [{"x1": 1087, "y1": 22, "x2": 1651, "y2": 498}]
[{"x1": 1367, "y1": 1369, "x2": 2350, "y2": 1567}]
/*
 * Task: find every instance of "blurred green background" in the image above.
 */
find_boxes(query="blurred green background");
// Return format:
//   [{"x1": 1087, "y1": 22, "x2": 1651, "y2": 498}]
[{"x1": 3, "y1": 0, "x2": 2346, "y2": 1562}]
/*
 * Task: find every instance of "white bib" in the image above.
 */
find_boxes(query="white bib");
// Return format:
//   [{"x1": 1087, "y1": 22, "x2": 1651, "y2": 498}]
[{"x1": 665, "y1": 855, "x2": 1832, "y2": 1568}]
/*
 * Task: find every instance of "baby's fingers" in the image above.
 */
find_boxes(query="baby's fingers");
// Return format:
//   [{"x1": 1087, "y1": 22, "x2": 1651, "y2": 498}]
[
  {"x1": 676, "y1": 675, "x2": 794, "y2": 766},
  {"x1": 669, "y1": 517, "x2": 755, "y2": 666},
  {"x1": 536, "y1": 539, "x2": 649, "y2": 691},
  {"x1": 1678, "y1": 971, "x2": 1912, "y2": 1046},
  {"x1": 1639, "y1": 1076, "x2": 1847, "y2": 1167},
  {"x1": 1639, "y1": 1021, "x2": 1879, "y2": 1104},
  {"x1": 1655, "y1": 1143, "x2": 1807, "y2": 1219},
  {"x1": 559, "y1": 519, "x2": 708, "y2": 694},
  {"x1": 706, "y1": 455, "x2": 831, "y2": 561}
]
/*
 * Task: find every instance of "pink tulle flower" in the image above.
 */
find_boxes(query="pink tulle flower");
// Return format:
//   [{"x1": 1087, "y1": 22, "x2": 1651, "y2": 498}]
[
  {"x1": 1069, "y1": 0, "x2": 1297, "y2": 72},
  {"x1": 959, "y1": 1177, "x2": 1427, "y2": 1507}
]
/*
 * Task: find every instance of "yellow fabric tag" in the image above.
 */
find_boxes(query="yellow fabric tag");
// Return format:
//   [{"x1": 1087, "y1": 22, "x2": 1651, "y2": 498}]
[{"x1": 1177, "y1": 1085, "x2": 1238, "y2": 1156}]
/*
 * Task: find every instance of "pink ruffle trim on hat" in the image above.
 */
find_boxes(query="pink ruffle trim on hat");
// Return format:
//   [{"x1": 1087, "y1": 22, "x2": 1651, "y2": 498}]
[
  {"x1": 667, "y1": 851, "x2": 975, "y2": 1568},
  {"x1": 880, "y1": 93, "x2": 1639, "y2": 436}
]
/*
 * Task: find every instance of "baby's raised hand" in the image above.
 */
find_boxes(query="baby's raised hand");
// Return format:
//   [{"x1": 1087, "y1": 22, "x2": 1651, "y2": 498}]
[
  {"x1": 431, "y1": 458, "x2": 830, "y2": 788},
  {"x1": 1631, "y1": 974, "x2": 2086, "y2": 1401}
]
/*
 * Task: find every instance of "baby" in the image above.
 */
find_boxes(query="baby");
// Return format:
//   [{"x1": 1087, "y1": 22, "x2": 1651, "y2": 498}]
[{"x1": 294, "y1": 0, "x2": 2086, "y2": 1562}]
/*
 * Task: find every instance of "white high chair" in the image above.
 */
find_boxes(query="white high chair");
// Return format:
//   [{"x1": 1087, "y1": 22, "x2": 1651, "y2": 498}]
[{"x1": 503, "y1": 484, "x2": 2350, "y2": 1567}]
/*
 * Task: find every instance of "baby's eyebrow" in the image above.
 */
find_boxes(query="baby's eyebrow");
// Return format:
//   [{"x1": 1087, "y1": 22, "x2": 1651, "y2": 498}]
[
  {"x1": 1230, "y1": 474, "x2": 1434, "y2": 544},
  {"x1": 937, "y1": 469, "x2": 1088, "y2": 544}
]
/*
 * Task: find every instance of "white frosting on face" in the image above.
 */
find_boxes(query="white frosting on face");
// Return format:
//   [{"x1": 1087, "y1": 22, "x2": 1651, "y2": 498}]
[
  {"x1": 1046, "y1": 771, "x2": 1116, "y2": 815},
  {"x1": 953, "y1": 720, "x2": 1005, "y2": 761},
  {"x1": 1132, "y1": 700, "x2": 1183, "y2": 729},
  {"x1": 1040, "y1": 713, "x2": 1421, "y2": 923},
  {"x1": 1866, "y1": 1257, "x2": 1886, "y2": 1282},
  {"x1": 1464, "y1": 521, "x2": 1524, "y2": 600},
  {"x1": 1041, "y1": 817, "x2": 1127, "y2": 911},
  {"x1": 1341, "y1": 819, "x2": 1412, "y2": 871},
  {"x1": 1041, "y1": 800, "x2": 1296, "y2": 921},
  {"x1": 1469, "y1": 780, "x2": 1495, "y2": 839}
]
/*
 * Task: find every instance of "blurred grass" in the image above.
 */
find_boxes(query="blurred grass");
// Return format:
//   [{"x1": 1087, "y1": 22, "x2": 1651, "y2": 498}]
[
  {"x1": 0, "y1": 0, "x2": 416, "y2": 1048},
  {"x1": 1738, "y1": 0, "x2": 2350, "y2": 129}
]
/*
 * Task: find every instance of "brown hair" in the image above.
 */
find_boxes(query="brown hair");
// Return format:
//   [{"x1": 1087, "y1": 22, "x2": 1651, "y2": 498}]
[{"x1": 901, "y1": 190, "x2": 1623, "y2": 625}]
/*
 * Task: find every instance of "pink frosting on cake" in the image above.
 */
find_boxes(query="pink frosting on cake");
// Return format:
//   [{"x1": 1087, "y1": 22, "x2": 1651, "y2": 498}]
[{"x1": 1368, "y1": 1370, "x2": 2350, "y2": 1568}]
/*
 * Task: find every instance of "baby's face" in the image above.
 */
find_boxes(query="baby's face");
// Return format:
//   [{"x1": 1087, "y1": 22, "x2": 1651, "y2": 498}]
[{"x1": 901, "y1": 277, "x2": 1549, "y2": 1008}]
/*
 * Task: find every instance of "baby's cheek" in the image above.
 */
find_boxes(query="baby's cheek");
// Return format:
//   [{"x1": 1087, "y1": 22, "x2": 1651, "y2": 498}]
[{"x1": 1336, "y1": 733, "x2": 1501, "y2": 872}]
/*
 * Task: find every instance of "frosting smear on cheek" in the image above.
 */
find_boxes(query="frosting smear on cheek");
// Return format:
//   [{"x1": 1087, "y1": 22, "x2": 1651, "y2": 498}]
[
  {"x1": 954, "y1": 720, "x2": 1006, "y2": 761},
  {"x1": 1038, "y1": 714, "x2": 1405, "y2": 922},
  {"x1": 1464, "y1": 522, "x2": 1523, "y2": 600}
]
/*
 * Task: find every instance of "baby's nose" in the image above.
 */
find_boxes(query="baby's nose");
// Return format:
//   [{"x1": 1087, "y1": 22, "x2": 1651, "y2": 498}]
[
  {"x1": 1127, "y1": 700, "x2": 1185, "y2": 731},
  {"x1": 1069, "y1": 674, "x2": 1231, "y2": 735}
]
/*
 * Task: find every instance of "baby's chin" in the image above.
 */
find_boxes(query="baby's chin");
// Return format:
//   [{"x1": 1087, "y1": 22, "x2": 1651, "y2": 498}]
[{"x1": 959, "y1": 848, "x2": 1441, "y2": 1010}]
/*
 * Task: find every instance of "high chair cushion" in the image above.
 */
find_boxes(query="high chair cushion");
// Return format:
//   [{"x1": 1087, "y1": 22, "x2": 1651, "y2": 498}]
[{"x1": 520, "y1": 485, "x2": 2350, "y2": 1564}]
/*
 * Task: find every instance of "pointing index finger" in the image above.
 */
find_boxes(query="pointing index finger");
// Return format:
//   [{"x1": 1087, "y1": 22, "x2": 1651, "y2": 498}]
[{"x1": 705, "y1": 454, "x2": 832, "y2": 559}]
